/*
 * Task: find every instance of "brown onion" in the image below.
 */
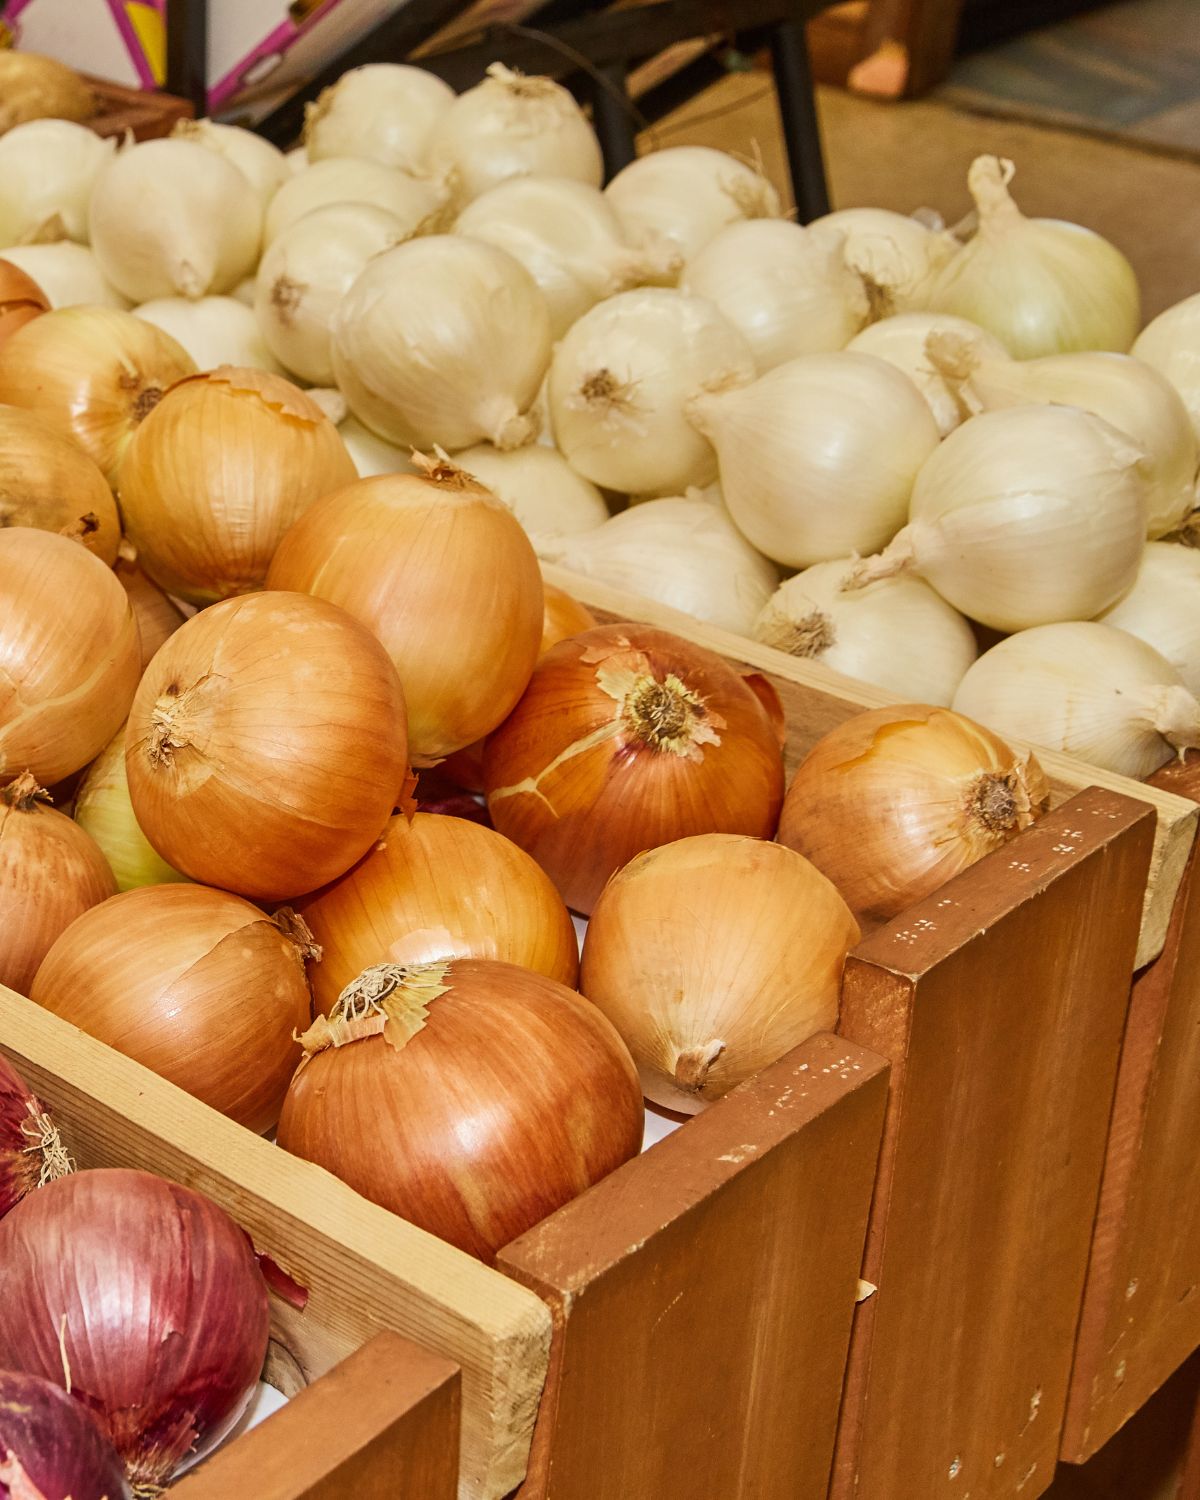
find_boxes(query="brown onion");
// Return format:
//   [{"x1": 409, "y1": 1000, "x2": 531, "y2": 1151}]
[
  {"x1": 118, "y1": 368, "x2": 356, "y2": 604},
  {"x1": 0, "y1": 772, "x2": 115, "y2": 994},
  {"x1": 295, "y1": 811, "x2": 578, "y2": 1013},
  {"x1": 777, "y1": 704, "x2": 1049, "y2": 923},
  {"x1": 267, "y1": 454, "x2": 542, "y2": 763},
  {"x1": 0, "y1": 1369, "x2": 128, "y2": 1500},
  {"x1": 0, "y1": 404, "x2": 119, "y2": 563},
  {"x1": 581, "y1": 834, "x2": 858, "y2": 1112},
  {"x1": 0, "y1": 257, "x2": 49, "y2": 349},
  {"x1": 0, "y1": 53, "x2": 94, "y2": 134},
  {"x1": 0, "y1": 529, "x2": 141, "y2": 786},
  {"x1": 114, "y1": 556, "x2": 186, "y2": 670},
  {"x1": 31, "y1": 885, "x2": 315, "y2": 1132},
  {"x1": 125, "y1": 591, "x2": 409, "y2": 899},
  {"x1": 0, "y1": 307, "x2": 195, "y2": 482},
  {"x1": 0, "y1": 1053, "x2": 72, "y2": 1221},
  {"x1": 484, "y1": 623, "x2": 786, "y2": 913},
  {"x1": 278, "y1": 957, "x2": 643, "y2": 1261}
]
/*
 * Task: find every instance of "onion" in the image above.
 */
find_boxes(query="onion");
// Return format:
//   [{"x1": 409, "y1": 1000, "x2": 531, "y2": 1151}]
[
  {"x1": 0, "y1": 772, "x2": 115, "y2": 994},
  {"x1": 809, "y1": 206, "x2": 957, "y2": 316},
  {"x1": 544, "y1": 495, "x2": 778, "y2": 635},
  {"x1": 113, "y1": 559, "x2": 186, "y2": 672},
  {"x1": 171, "y1": 119, "x2": 290, "y2": 211},
  {"x1": 542, "y1": 582, "x2": 597, "y2": 650},
  {"x1": 0, "y1": 306, "x2": 194, "y2": 481},
  {"x1": 304, "y1": 63, "x2": 455, "y2": 172},
  {"x1": 117, "y1": 368, "x2": 357, "y2": 604},
  {"x1": 848, "y1": 404, "x2": 1148, "y2": 631},
  {"x1": 681, "y1": 220, "x2": 869, "y2": 370},
  {"x1": 455, "y1": 175, "x2": 679, "y2": 338},
  {"x1": 754, "y1": 558, "x2": 977, "y2": 706},
  {"x1": 428, "y1": 64, "x2": 603, "y2": 205},
  {"x1": 338, "y1": 415, "x2": 415, "y2": 477},
  {"x1": 0, "y1": 1167, "x2": 269, "y2": 1489},
  {"x1": 0, "y1": 256, "x2": 48, "y2": 347},
  {"x1": 548, "y1": 288, "x2": 755, "y2": 496},
  {"x1": 0, "y1": 1369, "x2": 129, "y2": 1500},
  {"x1": 32, "y1": 886, "x2": 314, "y2": 1130},
  {"x1": 0, "y1": 121, "x2": 114, "y2": 246},
  {"x1": 846, "y1": 313, "x2": 1010, "y2": 435},
  {"x1": 0, "y1": 53, "x2": 93, "y2": 134},
  {"x1": 0, "y1": 242, "x2": 128, "y2": 309},
  {"x1": 0, "y1": 405, "x2": 120, "y2": 563},
  {"x1": 926, "y1": 156, "x2": 1140, "y2": 357},
  {"x1": 953, "y1": 622, "x2": 1200, "y2": 778},
  {"x1": 255, "y1": 202, "x2": 407, "y2": 386},
  {"x1": 333, "y1": 236, "x2": 551, "y2": 450},
  {"x1": 688, "y1": 352, "x2": 939, "y2": 567},
  {"x1": 1099, "y1": 543, "x2": 1200, "y2": 695},
  {"x1": 581, "y1": 834, "x2": 858, "y2": 1112},
  {"x1": 451, "y1": 441, "x2": 608, "y2": 547},
  {"x1": 264, "y1": 157, "x2": 448, "y2": 246},
  {"x1": 134, "y1": 296, "x2": 283, "y2": 375},
  {"x1": 777, "y1": 705, "x2": 1049, "y2": 923},
  {"x1": 1132, "y1": 293, "x2": 1200, "y2": 445},
  {"x1": 125, "y1": 591, "x2": 409, "y2": 899},
  {"x1": 268, "y1": 456, "x2": 543, "y2": 763},
  {"x1": 74, "y1": 730, "x2": 188, "y2": 892},
  {"x1": 0, "y1": 529, "x2": 140, "y2": 786},
  {"x1": 0, "y1": 1053, "x2": 71, "y2": 1221},
  {"x1": 605, "y1": 145, "x2": 781, "y2": 263},
  {"x1": 89, "y1": 139, "x2": 262, "y2": 303},
  {"x1": 278, "y1": 957, "x2": 642, "y2": 1261},
  {"x1": 296, "y1": 811, "x2": 578, "y2": 1013},
  {"x1": 484, "y1": 624, "x2": 786, "y2": 913}
]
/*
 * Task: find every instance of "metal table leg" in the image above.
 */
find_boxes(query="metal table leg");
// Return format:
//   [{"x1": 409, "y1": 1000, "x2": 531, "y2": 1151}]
[{"x1": 769, "y1": 17, "x2": 830, "y2": 221}]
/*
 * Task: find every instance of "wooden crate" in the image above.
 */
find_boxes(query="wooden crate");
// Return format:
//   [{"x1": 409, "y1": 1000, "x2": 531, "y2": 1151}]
[{"x1": 85, "y1": 76, "x2": 194, "y2": 141}]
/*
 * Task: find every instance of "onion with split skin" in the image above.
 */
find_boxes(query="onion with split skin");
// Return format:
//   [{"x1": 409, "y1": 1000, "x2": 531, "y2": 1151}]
[
  {"x1": 278, "y1": 957, "x2": 643, "y2": 1261},
  {"x1": 0, "y1": 1369, "x2": 129, "y2": 1500},
  {"x1": 74, "y1": 730, "x2": 188, "y2": 892},
  {"x1": 0, "y1": 256, "x2": 49, "y2": 348},
  {"x1": 0, "y1": 404, "x2": 120, "y2": 563},
  {"x1": 0, "y1": 1053, "x2": 72, "y2": 1221}
]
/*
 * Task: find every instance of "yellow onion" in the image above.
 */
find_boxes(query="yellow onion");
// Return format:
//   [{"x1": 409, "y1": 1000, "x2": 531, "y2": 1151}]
[
  {"x1": 777, "y1": 705, "x2": 1049, "y2": 923},
  {"x1": 278, "y1": 957, "x2": 643, "y2": 1261},
  {"x1": 117, "y1": 367, "x2": 356, "y2": 604},
  {"x1": 0, "y1": 771, "x2": 115, "y2": 994},
  {"x1": 0, "y1": 53, "x2": 93, "y2": 134},
  {"x1": 31, "y1": 885, "x2": 316, "y2": 1132},
  {"x1": 0, "y1": 257, "x2": 48, "y2": 349},
  {"x1": 268, "y1": 455, "x2": 543, "y2": 763},
  {"x1": 113, "y1": 556, "x2": 187, "y2": 671},
  {"x1": 0, "y1": 528, "x2": 141, "y2": 785},
  {"x1": 295, "y1": 810, "x2": 579, "y2": 1013},
  {"x1": 74, "y1": 730, "x2": 188, "y2": 892},
  {"x1": 581, "y1": 834, "x2": 859, "y2": 1112},
  {"x1": 541, "y1": 582, "x2": 597, "y2": 651},
  {"x1": 484, "y1": 624, "x2": 786, "y2": 914},
  {"x1": 0, "y1": 404, "x2": 119, "y2": 563},
  {"x1": 125, "y1": 591, "x2": 409, "y2": 900},
  {"x1": 0, "y1": 306, "x2": 195, "y2": 482}
]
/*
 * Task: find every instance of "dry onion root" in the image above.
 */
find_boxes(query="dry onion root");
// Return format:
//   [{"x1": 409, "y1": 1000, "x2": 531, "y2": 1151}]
[{"x1": 0, "y1": 1053, "x2": 72, "y2": 1221}]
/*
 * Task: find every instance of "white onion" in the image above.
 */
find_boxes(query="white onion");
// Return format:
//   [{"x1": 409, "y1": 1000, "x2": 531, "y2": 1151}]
[
  {"x1": 846, "y1": 312, "x2": 1010, "y2": 435},
  {"x1": 0, "y1": 242, "x2": 128, "y2": 308},
  {"x1": 304, "y1": 63, "x2": 455, "y2": 172},
  {"x1": 89, "y1": 139, "x2": 262, "y2": 302},
  {"x1": 264, "y1": 158, "x2": 449, "y2": 246},
  {"x1": 754, "y1": 559, "x2": 976, "y2": 706},
  {"x1": 452, "y1": 441, "x2": 608, "y2": 545},
  {"x1": 0, "y1": 120, "x2": 115, "y2": 245},
  {"x1": 286, "y1": 147, "x2": 308, "y2": 175},
  {"x1": 548, "y1": 287, "x2": 755, "y2": 496},
  {"x1": 807, "y1": 205, "x2": 956, "y2": 314},
  {"x1": 172, "y1": 120, "x2": 290, "y2": 211},
  {"x1": 953, "y1": 621, "x2": 1200, "y2": 778},
  {"x1": 134, "y1": 296, "x2": 283, "y2": 374},
  {"x1": 427, "y1": 64, "x2": 602, "y2": 204},
  {"x1": 332, "y1": 235, "x2": 551, "y2": 450},
  {"x1": 1098, "y1": 543, "x2": 1200, "y2": 696},
  {"x1": 688, "y1": 351, "x2": 939, "y2": 567},
  {"x1": 256, "y1": 202, "x2": 405, "y2": 386},
  {"x1": 1133, "y1": 293, "x2": 1200, "y2": 447},
  {"x1": 339, "y1": 416, "x2": 416, "y2": 477}
]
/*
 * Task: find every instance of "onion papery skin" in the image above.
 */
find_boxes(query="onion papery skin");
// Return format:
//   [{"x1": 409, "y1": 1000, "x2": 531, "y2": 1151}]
[
  {"x1": 125, "y1": 592, "x2": 408, "y2": 900},
  {"x1": 0, "y1": 307, "x2": 195, "y2": 483},
  {"x1": 0, "y1": 774, "x2": 116, "y2": 995},
  {"x1": 0, "y1": 53, "x2": 94, "y2": 135},
  {"x1": 268, "y1": 463, "x2": 543, "y2": 764},
  {"x1": 31, "y1": 886, "x2": 313, "y2": 1131},
  {"x1": 74, "y1": 730, "x2": 188, "y2": 892},
  {"x1": 0, "y1": 1053, "x2": 71, "y2": 1222},
  {"x1": 581, "y1": 834, "x2": 859, "y2": 1112},
  {"x1": 0, "y1": 404, "x2": 120, "y2": 563},
  {"x1": 113, "y1": 559, "x2": 186, "y2": 673},
  {"x1": 0, "y1": 529, "x2": 141, "y2": 787},
  {"x1": 295, "y1": 811, "x2": 578, "y2": 1014},
  {"x1": 0, "y1": 257, "x2": 49, "y2": 349},
  {"x1": 0, "y1": 1369, "x2": 129, "y2": 1500},
  {"x1": 0, "y1": 1168, "x2": 269, "y2": 1489},
  {"x1": 483, "y1": 624, "x2": 786, "y2": 914},
  {"x1": 278, "y1": 957, "x2": 643, "y2": 1262},
  {"x1": 777, "y1": 705, "x2": 1049, "y2": 924}
]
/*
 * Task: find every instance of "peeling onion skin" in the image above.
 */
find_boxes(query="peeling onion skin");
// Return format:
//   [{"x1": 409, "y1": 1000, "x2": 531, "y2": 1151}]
[
  {"x1": 0, "y1": 1369, "x2": 129, "y2": 1500},
  {"x1": 483, "y1": 624, "x2": 786, "y2": 914},
  {"x1": 0, "y1": 1169, "x2": 269, "y2": 1492},
  {"x1": 278, "y1": 958, "x2": 643, "y2": 1262},
  {"x1": 0, "y1": 1053, "x2": 71, "y2": 1222}
]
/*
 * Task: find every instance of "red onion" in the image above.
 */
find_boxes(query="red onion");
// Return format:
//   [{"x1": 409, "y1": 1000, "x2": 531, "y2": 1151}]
[
  {"x1": 0, "y1": 1369, "x2": 129, "y2": 1500},
  {"x1": 0, "y1": 1055, "x2": 70, "y2": 1221},
  {"x1": 0, "y1": 1169, "x2": 269, "y2": 1491}
]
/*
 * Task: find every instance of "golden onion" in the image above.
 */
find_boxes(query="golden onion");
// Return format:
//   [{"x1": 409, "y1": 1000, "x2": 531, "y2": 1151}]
[{"x1": 0, "y1": 405, "x2": 119, "y2": 563}]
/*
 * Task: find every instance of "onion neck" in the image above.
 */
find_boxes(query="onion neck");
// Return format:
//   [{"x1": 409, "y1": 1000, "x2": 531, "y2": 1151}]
[
  {"x1": 0, "y1": 771, "x2": 47, "y2": 811},
  {"x1": 478, "y1": 396, "x2": 539, "y2": 451},
  {"x1": 756, "y1": 606, "x2": 836, "y2": 659},
  {"x1": 840, "y1": 526, "x2": 921, "y2": 592},
  {"x1": 674, "y1": 1039, "x2": 724, "y2": 1095},
  {"x1": 410, "y1": 448, "x2": 488, "y2": 492},
  {"x1": 1143, "y1": 684, "x2": 1200, "y2": 756},
  {"x1": 272, "y1": 908, "x2": 322, "y2": 965},
  {"x1": 963, "y1": 756, "x2": 1048, "y2": 841},
  {"x1": 968, "y1": 155, "x2": 1024, "y2": 237}
]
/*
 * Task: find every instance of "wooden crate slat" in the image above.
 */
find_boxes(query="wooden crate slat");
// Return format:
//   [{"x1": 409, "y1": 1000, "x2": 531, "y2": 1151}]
[
  {"x1": 85, "y1": 76, "x2": 194, "y2": 141},
  {"x1": 497, "y1": 1032, "x2": 889, "y2": 1500},
  {"x1": 828, "y1": 787, "x2": 1156, "y2": 1500},
  {"x1": 172, "y1": 1331, "x2": 461, "y2": 1499}
]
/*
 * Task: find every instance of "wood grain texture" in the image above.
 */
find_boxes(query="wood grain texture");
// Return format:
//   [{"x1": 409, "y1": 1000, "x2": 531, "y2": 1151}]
[
  {"x1": 543, "y1": 563, "x2": 1197, "y2": 968},
  {"x1": 0, "y1": 987, "x2": 551, "y2": 1500},
  {"x1": 829, "y1": 788, "x2": 1156, "y2": 1500},
  {"x1": 497, "y1": 1032, "x2": 889, "y2": 1500},
  {"x1": 173, "y1": 1333, "x2": 461, "y2": 1500}
]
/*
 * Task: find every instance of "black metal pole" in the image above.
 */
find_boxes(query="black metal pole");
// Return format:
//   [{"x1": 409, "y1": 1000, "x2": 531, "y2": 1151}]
[
  {"x1": 769, "y1": 17, "x2": 829, "y2": 221},
  {"x1": 166, "y1": 0, "x2": 209, "y2": 117},
  {"x1": 588, "y1": 62, "x2": 638, "y2": 182}
]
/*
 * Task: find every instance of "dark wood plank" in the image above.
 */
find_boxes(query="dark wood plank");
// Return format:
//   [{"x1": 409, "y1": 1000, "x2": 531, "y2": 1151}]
[{"x1": 849, "y1": 0, "x2": 966, "y2": 96}]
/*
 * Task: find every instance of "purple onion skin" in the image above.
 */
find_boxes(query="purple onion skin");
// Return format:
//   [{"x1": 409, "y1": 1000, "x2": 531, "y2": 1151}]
[
  {"x1": 0, "y1": 1055, "x2": 44, "y2": 1218},
  {"x1": 0, "y1": 1169, "x2": 269, "y2": 1489},
  {"x1": 0, "y1": 1368, "x2": 129, "y2": 1500}
]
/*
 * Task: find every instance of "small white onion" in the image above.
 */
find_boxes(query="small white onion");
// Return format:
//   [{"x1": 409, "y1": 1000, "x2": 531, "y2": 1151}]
[
  {"x1": 0, "y1": 242, "x2": 128, "y2": 308},
  {"x1": 172, "y1": 120, "x2": 290, "y2": 211},
  {"x1": 134, "y1": 296, "x2": 283, "y2": 374},
  {"x1": 1098, "y1": 543, "x2": 1200, "y2": 696},
  {"x1": 304, "y1": 63, "x2": 455, "y2": 172},
  {"x1": 846, "y1": 312, "x2": 1010, "y2": 435},
  {"x1": 339, "y1": 416, "x2": 415, "y2": 477},
  {"x1": 807, "y1": 205, "x2": 956, "y2": 314},
  {"x1": 452, "y1": 441, "x2": 608, "y2": 546},
  {"x1": 0, "y1": 120, "x2": 115, "y2": 245},
  {"x1": 264, "y1": 157, "x2": 449, "y2": 245},
  {"x1": 1133, "y1": 293, "x2": 1200, "y2": 447}
]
